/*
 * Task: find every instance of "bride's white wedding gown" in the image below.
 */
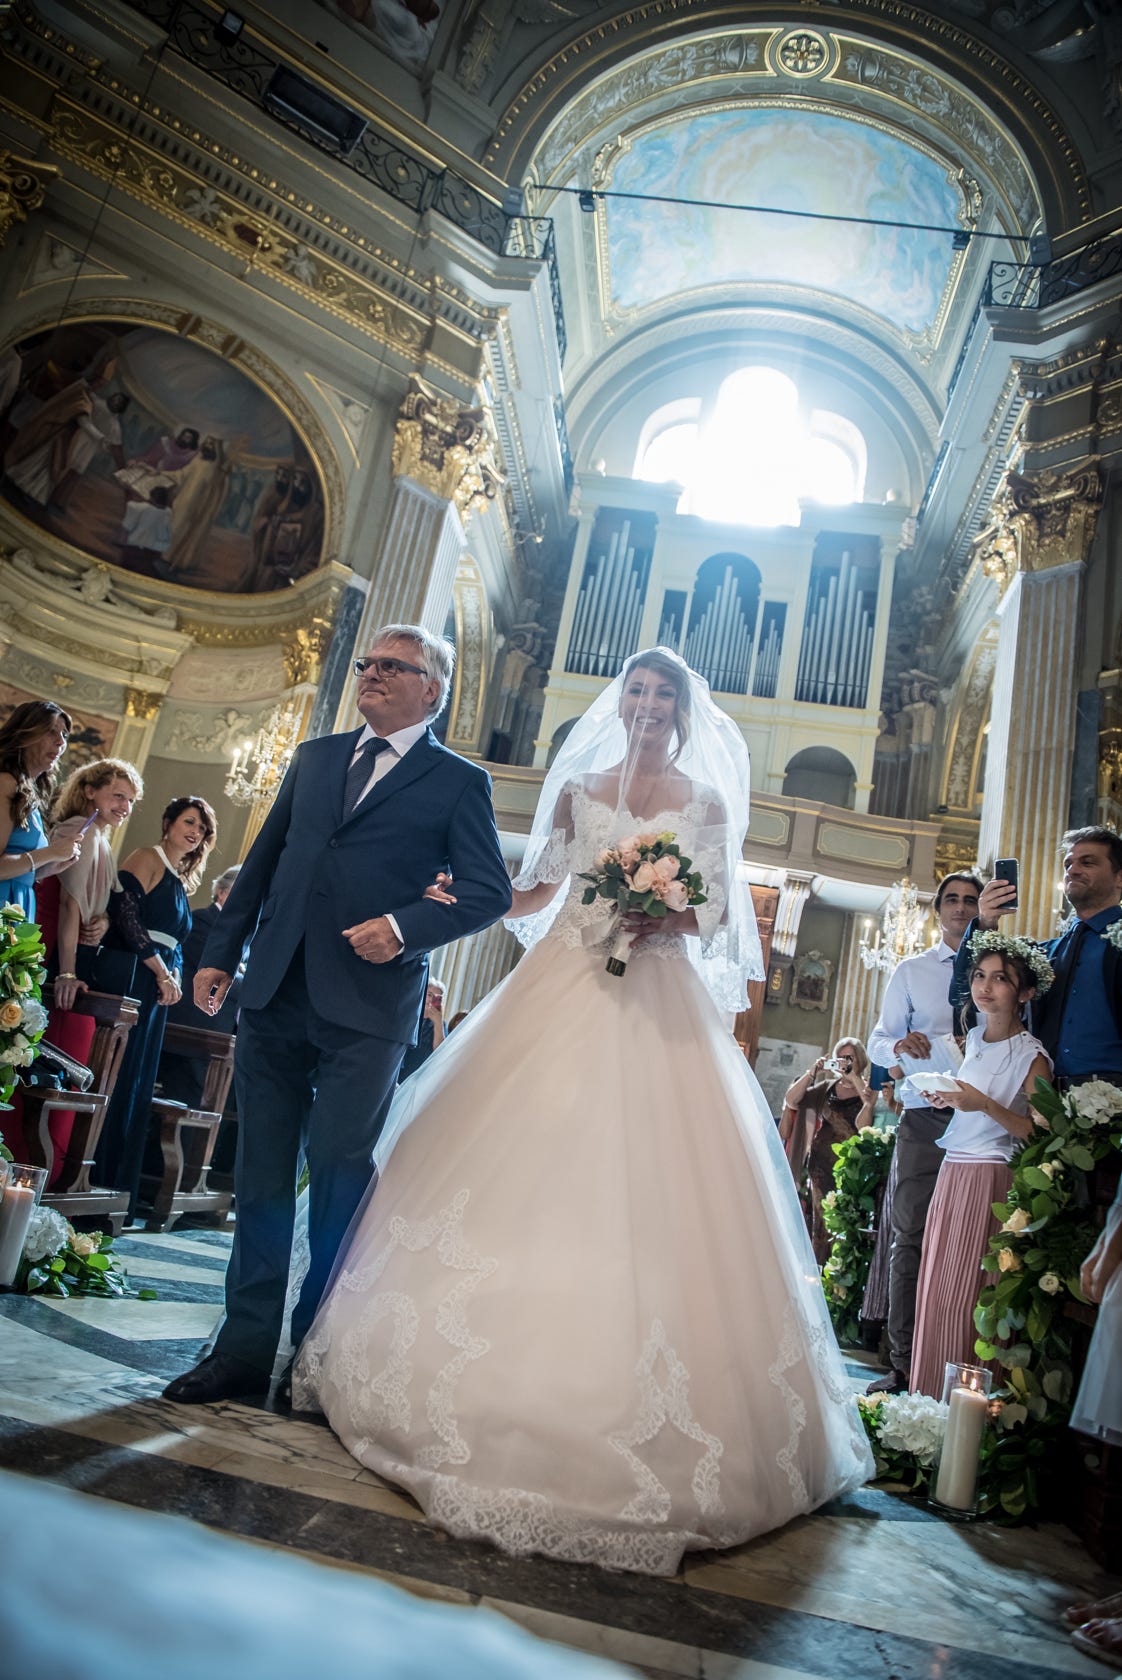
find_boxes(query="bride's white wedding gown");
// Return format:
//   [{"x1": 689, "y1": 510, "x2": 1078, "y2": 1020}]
[{"x1": 294, "y1": 785, "x2": 873, "y2": 1573}]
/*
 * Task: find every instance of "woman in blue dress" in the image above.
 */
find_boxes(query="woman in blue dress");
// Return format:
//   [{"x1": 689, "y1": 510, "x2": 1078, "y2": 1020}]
[
  {"x1": 93, "y1": 795, "x2": 217, "y2": 1219},
  {"x1": 0, "y1": 700, "x2": 85, "y2": 915}
]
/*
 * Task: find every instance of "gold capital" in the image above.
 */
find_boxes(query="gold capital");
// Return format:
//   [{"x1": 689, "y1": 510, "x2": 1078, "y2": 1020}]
[
  {"x1": 123, "y1": 686, "x2": 161, "y2": 722},
  {"x1": 974, "y1": 461, "x2": 1103, "y2": 595},
  {"x1": 282, "y1": 620, "x2": 333, "y2": 687},
  {"x1": 391, "y1": 376, "x2": 502, "y2": 522},
  {"x1": 0, "y1": 151, "x2": 60, "y2": 248}
]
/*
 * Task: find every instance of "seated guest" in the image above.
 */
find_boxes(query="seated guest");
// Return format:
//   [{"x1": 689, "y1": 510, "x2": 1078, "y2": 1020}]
[
  {"x1": 951, "y1": 828, "x2": 1122, "y2": 1087},
  {"x1": 910, "y1": 933, "x2": 1053, "y2": 1398},
  {"x1": 159, "y1": 865, "x2": 242, "y2": 1110},
  {"x1": 780, "y1": 1037, "x2": 877, "y2": 1265},
  {"x1": 397, "y1": 978, "x2": 446, "y2": 1082},
  {"x1": 47, "y1": 758, "x2": 144, "y2": 1012},
  {"x1": 93, "y1": 796, "x2": 217, "y2": 1219}
]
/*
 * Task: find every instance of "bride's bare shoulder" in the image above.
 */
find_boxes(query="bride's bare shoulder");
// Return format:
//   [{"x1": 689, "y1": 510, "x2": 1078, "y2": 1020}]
[{"x1": 579, "y1": 771, "x2": 617, "y2": 803}]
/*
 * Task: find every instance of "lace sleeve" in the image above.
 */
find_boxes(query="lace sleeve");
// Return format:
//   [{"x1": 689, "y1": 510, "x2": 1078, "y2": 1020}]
[
  {"x1": 691, "y1": 801, "x2": 730, "y2": 953},
  {"x1": 109, "y1": 871, "x2": 157, "y2": 959},
  {"x1": 513, "y1": 785, "x2": 576, "y2": 891}
]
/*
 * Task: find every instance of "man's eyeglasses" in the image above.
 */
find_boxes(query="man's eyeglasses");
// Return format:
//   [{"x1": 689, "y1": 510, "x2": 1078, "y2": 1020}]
[{"x1": 353, "y1": 656, "x2": 429, "y2": 680}]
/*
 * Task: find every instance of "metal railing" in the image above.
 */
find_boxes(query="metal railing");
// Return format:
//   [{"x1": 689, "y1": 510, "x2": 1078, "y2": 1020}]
[{"x1": 983, "y1": 231, "x2": 1122, "y2": 310}]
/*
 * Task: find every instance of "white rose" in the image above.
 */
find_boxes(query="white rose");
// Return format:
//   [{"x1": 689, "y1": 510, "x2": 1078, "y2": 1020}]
[
  {"x1": 1037, "y1": 1161, "x2": 1058, "y2": 1181},
  {"x1": 1001, "y1": 1208, "x2": 1030, "y2": 1235},
  {"x1": 69, "y1": 1232, "x2": 99, "y2": 1259},
  {"x1": 1038, "y1": 1272, "x2": 1062, "y2": 1295},
  {"x1": 19, "y1": 999, "x2": 47, "y2": 1035}
]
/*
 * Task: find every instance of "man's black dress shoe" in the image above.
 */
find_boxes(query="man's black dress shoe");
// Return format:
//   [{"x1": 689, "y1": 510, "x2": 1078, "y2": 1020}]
[
  {"x1": 162, "y1": 1353, "x2": 270, "y2": 1404},
  {"x1": 866, "y1": 1368, "x2": 909, "y2": 1396}
]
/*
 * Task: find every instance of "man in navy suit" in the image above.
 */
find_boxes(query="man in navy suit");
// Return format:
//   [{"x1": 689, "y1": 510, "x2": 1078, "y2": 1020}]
[{"x1": 163, "y1": 623, "x2": 512, "y2": 1404}]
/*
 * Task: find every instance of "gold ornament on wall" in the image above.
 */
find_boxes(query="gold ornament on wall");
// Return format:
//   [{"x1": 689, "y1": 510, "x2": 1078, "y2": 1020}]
[
  {"x1": 391, "y1": 376, "x2": 503, "y2": 522},
  {"x1": 123, "y1": 686, "x2": 161, "y2": 722},
  {"x1": 282, "y1": 621, "x2": 333, "y2": 688}
]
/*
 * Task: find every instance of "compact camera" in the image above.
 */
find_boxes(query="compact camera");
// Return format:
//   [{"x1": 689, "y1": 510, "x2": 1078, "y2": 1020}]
[{"x1": 822, "y1": 1056, "x2": 847, "y2": 1074}]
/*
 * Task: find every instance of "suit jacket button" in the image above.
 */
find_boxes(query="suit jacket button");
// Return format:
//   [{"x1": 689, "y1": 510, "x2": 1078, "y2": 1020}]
[{"x1": 329, "y1": 838, "x2": 339, "y2": 848}]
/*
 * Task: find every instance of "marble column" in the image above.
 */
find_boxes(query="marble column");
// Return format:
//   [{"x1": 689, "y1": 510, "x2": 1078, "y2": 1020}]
[
  {"x1": 974, "y1": 463, "x2": 1103, "y2": 935},
  {"x1": 348, "y1": 377, "x2": 501, "y2": 710}
]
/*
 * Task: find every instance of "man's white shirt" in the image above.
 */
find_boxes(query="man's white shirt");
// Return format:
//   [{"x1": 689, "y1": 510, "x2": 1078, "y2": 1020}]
[
  {"x1": 347, "y1": 720, "x2": 429, "y2": 952},
  {"x1": 866, "y1": 938, "x2": 957, "y2": 1109}
]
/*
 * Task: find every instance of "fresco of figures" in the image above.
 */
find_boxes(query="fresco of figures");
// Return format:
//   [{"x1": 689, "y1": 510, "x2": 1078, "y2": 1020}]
[{"x1": 0, "y1": 321, "x2": 326, "y2": 595}]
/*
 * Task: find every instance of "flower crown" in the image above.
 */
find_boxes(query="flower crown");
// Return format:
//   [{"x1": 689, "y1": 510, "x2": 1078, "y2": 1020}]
[{"x1": 968, "y1": 929, "x2": 1054, "y2": 995}]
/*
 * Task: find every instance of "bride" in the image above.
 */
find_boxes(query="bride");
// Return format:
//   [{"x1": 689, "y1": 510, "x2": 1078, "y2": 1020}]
[{"x1": 294, "y1": 648, "x2": 873, "y2": 1573}]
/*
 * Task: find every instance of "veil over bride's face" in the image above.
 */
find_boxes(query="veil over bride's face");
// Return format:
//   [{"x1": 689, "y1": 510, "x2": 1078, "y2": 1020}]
[{"x1": 617, "y1": 663, "x2": 682, "y2": 756}]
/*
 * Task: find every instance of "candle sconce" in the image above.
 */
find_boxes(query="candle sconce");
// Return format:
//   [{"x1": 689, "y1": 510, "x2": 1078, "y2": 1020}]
[
  {"x1": 0, "y1": 1162, "x2": 48, "y2": 1288},
  {"x1": 930, "y1": 1361, "x2": 992, "y2": 1519}
]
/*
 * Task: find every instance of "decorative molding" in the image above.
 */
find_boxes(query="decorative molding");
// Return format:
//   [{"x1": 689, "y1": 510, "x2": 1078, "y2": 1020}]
[
  {"x1": 0, "y1": 150, "x2": 59, "y2": 248},
  {"x1": 391, "y1": 376, "x2": 503, "y2": 522},
  {"x1": 447, "y1": 557, "x2": 489, "y2": 747},
  {"x1": 282, "y1": 620, "x2": 335, "y2": 688},
  {"x1": 46, "y1": 98, "x2": 431, "y2": 366},
  {"x1": 20, "y1": 231, "x2": 126, "y2": 293},
  {"x1": 156, "y1": 702, "x2": 269, "y2": 762}
]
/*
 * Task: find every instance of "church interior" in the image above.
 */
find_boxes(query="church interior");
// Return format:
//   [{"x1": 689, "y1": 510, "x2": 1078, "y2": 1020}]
[{"x1": 1, "y1": 0, "x2": 1121, "y2": 1674}]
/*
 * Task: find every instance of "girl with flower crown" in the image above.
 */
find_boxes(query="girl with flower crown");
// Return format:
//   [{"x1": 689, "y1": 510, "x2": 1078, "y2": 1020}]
[{"x1": 909, "y1": 932, "x2": 1055, "y2": 1398}]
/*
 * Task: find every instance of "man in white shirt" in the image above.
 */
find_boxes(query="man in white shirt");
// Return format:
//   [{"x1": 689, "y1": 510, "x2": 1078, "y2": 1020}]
[{"x1": 865, "y1": 871, "x2": 982, "y2": 1393}]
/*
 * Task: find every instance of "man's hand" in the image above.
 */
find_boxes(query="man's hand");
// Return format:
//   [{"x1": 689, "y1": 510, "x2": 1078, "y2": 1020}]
[
  {"x1": 195, "y1": 966, "x2": 233, "y2": 1015},
  {"x1": 423, "y1": 871, "x2": 457, "y2": 905},
  {"x1": 977, "y1": 877, "x2": 1017, "y2": 930},
  {"x1": 343, "y1": 916, "x2": 402, "y2": 965},
  {"x1": 893, "y1": 1031, "x2": 932, "y2": 1058}
]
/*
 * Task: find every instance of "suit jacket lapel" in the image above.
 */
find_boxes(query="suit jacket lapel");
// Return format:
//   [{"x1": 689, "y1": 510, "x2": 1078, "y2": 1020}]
[{"x1": 339, "y1": 729, "x2": 441, "y2": 828}]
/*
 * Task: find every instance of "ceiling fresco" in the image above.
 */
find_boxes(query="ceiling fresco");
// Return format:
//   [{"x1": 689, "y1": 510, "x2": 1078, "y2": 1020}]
[{"x1": 602, "y1": 108, "x2": 962, "y2": 336}]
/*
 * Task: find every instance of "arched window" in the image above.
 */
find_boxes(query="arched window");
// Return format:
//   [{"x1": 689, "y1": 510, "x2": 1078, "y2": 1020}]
[
  {"x1": 631, "y1": 370, "x2": 866, "y2": 526},
  {"x1": 782, "y1": 747, "x2": 857, "y2": 809}
]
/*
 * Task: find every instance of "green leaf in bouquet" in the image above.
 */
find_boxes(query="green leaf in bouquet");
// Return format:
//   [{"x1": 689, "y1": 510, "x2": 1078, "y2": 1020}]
[
  {"x1": 137, "y1": 1287, "x2": 159, "y2": 1301},
  {"x1": 85, "y1": 1252, "x2": 111, "y2": 1271},
  {"x1": 1066, "y1": 1144, "x2": 1095, "y2": 1171}
]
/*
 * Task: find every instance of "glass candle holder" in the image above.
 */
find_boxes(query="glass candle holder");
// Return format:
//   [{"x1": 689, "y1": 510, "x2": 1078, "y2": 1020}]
[
  {"x1": 0, "y1": 1163, "x2": 49, "y2": 1288},
  {"x1": 929, "y1": 1361, "x2": 992, "y2": 1518}
]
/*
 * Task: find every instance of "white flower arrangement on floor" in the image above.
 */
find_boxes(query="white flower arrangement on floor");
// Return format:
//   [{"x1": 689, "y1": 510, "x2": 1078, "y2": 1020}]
[{"x1": 868, "y1": 1392, "x2": 948, "y2": 1469}]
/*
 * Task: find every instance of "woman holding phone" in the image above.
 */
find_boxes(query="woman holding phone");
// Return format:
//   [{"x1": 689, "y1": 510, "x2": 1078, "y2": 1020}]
[
  {"x1": 0, "y1": 700, "x2": 85, "y2": 916},
  {"x1": 781, "y1": 1038, "x2": 877, "y2": 1264}
]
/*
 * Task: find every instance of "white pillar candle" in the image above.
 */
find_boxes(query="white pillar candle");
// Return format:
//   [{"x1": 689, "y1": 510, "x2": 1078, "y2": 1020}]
[
  {"x1": 934, "y1": 1384, "x2": 989, "y2": 1510},
  {"x1": 0, "y1": 1181, "x2": 37, "y2": 1287}
]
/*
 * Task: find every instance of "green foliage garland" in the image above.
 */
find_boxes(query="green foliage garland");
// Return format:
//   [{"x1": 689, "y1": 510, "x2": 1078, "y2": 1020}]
[{"x1": 821, "y1": 1126, "x2": 896, "y2": 1345}]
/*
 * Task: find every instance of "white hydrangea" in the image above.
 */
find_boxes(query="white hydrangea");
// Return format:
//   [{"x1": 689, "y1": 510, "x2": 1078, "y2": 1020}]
[
  {"x1": 19, "y1": 999, "x2": 47, "y2": 1036},
  {"x1": 22, "y1": 1205, "x2": 70, "y2": 1264},
  {"x1": 1070, "y1": 1081, "x2": 1122, "y2": 1124},
  {"x1": 874, "y1": 1392, "x2": 948, "y2": 1467}
]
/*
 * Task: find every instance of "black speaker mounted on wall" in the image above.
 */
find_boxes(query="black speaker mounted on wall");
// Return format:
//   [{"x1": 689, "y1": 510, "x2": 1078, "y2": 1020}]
[{"x1": 264, "y1": 66, "x2": 366, "y2": 156}]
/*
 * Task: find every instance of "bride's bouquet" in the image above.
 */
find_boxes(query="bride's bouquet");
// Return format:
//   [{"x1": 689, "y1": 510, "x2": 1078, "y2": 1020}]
[{"x1": 578, "y1": 831, "x2": 707, "y2": 977}]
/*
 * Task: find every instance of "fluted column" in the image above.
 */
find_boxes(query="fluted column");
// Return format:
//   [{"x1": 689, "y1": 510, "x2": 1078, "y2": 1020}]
[
  {"x1": 431, "y1": 919, "x2": 521, "y2": 1017},
  {"x1": 974, "y1": 463, "x2": 1103, "y2": 934},
  {"x1": 831, "y1": 914, "x2": 890, "y2": 1050},
  {"x1": 348, "y1": 378, "x2": 501, "y2": 703}
]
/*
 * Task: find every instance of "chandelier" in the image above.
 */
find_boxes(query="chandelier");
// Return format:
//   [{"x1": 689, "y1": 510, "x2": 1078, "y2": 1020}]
[
  {"x1": 224, "y1": 697, "x2": 302, "y2": 807},
  {"x1": 859, "y1": 878, "x2": 931, "y2": 972}
]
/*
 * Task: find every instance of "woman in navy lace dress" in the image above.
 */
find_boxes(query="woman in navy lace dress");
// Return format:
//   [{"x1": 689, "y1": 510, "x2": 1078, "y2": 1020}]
[{"x1": 94, "y1": 795, "x2": 217, "y2": 1218}]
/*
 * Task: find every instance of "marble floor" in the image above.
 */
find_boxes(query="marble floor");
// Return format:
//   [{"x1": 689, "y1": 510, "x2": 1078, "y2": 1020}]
[{"x1": 2, "y1": 1222, "x2": 1117, "y2": 1680}]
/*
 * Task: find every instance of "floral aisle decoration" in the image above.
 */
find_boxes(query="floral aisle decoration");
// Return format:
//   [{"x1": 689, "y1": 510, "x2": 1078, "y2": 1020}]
[
  {"x1": 858, "y1": 1391, "x2": 947, "y2": 1491},
  {"x1": 14, "y1": 1202, "x2": 152, "y2": 1299},
  {"x1": 854, "y1": 1079, "x2": 1121, "y2": 1521},
  {"x1": 820, "y1": 1125, "x2": 896, "y2": 1344},
  {"x1": 969, "y1": 1076, "x2": 1122, "y2": 1518},
  {"x1": 0, "y1": 904, "x2": 48, "y2": 1108}
]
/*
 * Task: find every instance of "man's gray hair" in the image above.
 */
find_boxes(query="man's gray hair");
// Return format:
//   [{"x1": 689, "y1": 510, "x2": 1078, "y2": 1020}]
[
  {"x1": 372, "y1": 623, "x2": 455, "y2": 721},
  {"x1": 212, "y1": 865, "x2": 241, "y2": 902}
]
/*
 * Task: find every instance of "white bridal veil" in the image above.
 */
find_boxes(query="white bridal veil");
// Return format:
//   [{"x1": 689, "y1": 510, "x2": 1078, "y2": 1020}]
[{"x1": 509, "y1": 647, "x2": 765, "y2": 1012}]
